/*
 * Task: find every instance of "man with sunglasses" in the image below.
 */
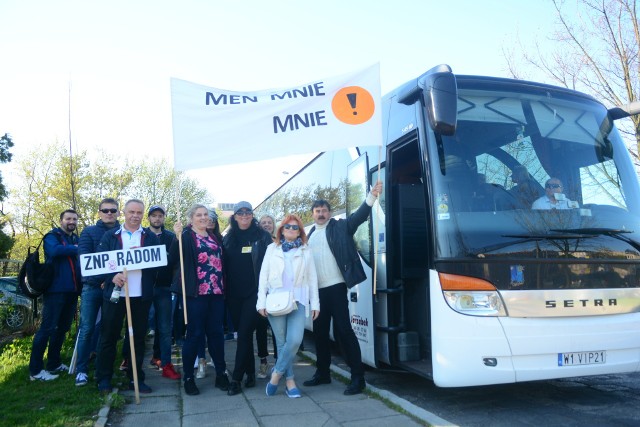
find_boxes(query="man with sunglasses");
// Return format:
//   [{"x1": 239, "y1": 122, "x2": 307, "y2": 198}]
[
  {"x1": 532, "y1": 178, "x2": 573, "y2": 210},
  {"x1": 303, "y1": 181, "x2": 382, "y2": 395},
  {"x1": 74, "y1": 198, "x2": 120, "y2": 386}
]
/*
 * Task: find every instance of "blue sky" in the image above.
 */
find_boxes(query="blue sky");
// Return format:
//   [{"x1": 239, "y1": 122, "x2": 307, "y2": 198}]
[{"x1": 0, "y1": 0, "x2": 560, "y2": 206}]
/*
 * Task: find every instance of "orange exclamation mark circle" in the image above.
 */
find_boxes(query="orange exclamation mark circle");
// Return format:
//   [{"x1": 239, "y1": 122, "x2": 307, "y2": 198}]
[{"x1": 332, "y1": 86, "x2": 375, "y2": 125}]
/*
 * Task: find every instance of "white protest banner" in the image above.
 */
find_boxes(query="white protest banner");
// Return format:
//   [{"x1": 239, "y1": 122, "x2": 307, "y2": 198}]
[
  {"x1": 80, "y1": 245, "x2": 167, "y2": 277},
  {"x1": 171, "y1": 64, "x2": 382, "y2": 170}
]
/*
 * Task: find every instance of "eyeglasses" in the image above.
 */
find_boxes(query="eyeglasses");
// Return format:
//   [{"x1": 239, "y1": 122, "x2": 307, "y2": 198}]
[
  {"x1": 545, "y1": 183, "x2": 562, "y2": 189},
  {"x1": 235, "y1": 210, "x2": 253, "y2": 216},
  {"x1": 283, "y1": 224, "x2": 300, "y2": 230},
  {"x1": 100, "y1": 208, "x2": 118, "y2": 214}
]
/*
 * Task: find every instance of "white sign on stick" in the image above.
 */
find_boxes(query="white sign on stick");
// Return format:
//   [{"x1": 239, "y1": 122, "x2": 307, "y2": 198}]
[{"x1": 80, "y1": 245, "x2": 167, "y2": 277}]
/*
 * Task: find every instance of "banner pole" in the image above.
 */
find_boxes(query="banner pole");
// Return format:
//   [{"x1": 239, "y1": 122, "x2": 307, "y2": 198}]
[
  {"x1": 175, "y1": 184, "x2": 188, "y2": 326},
  {"x1": 123, "y1": 268, "x2": 140, "y2": 404},
  {"x1": 68, "y1": 332, "x2": 79, "y2": 374}
]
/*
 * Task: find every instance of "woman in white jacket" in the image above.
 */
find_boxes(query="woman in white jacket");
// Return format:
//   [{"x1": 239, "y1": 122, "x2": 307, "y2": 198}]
[{"x1": 257, "y1": 213, "x2": 320, "y2": 398}]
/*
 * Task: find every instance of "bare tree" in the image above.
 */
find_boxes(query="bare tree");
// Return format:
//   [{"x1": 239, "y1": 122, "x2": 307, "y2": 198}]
[{"x1": 504, "y1": 0, "x2": 639, "y2": 163}]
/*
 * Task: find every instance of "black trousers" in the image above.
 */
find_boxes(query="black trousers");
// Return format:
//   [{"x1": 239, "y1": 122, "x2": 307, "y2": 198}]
[
  {"x1": 255, "y1": 312, "x2": 277, "y2": 359},
  {"x1": 95, "y1": 296, "x2": 151, "y2": 384},
  {"x1": 312, "y1": 282, "x2": 364, "y2": 379},
  {"x1": 227, "y1": 294, "x2": 258, "y2": 382}
]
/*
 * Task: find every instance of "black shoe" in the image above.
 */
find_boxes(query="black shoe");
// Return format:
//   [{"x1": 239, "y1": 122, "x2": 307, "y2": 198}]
[
  {"x1": 244, "y1": 373, "x2": 256, "y2": 388},
  {"x1": 303, "y1": 373, "x2": 331, "y2": 387},
  {"x1": 184, "y1": 378, "x2": 200, "y2": 395},
  {"x1": 344, "y1": 377, "x2": 365, "y2": 395},
  {"x1": 129, "y1": 381, "x2": 153, "y2": 394},
  {"x1": 215, "y1": 374, "x2": 230, "y2": 391},
  {"x1": 227, "y1": 380, "x2": 241, "y2": 396}
]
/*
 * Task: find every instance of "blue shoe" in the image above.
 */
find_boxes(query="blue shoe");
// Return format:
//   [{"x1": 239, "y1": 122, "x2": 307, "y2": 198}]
[
  {"x1": 285, "y1": 387, "x2": 302, "y2": 398},
  {"x1": 266, "y1": 381, "x2": 278, "y2": 396},
  {"x1": 97, "y1": 379, "x2": 112, "y2": 394}
]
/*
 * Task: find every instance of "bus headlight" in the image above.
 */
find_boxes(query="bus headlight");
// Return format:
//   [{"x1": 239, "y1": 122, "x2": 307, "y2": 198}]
[
  {"x1": 443, "y1": 291, "x2": 506, "y2": 316},
  {"x1": 439, "y1": 273, "x2": 507, "y2": 317}
]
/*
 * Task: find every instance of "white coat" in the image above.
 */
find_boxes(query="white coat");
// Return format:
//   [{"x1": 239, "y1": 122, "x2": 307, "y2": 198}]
[{"x1": 256, "y1": 242, "x2": 320, "y2": 315}]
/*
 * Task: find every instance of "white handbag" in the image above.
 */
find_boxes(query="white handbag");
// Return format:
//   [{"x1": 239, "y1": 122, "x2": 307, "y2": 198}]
[{"x1": 265, "y1": 291, "x2": 297, "y2": 316}]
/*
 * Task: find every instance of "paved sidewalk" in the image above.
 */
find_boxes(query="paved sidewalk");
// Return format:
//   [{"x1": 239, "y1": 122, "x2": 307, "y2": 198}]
[{"x1": 98, "y1": 336, "x2": 444, "y2": 427}]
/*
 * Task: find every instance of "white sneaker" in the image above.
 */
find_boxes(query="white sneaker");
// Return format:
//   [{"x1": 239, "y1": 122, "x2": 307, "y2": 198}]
[
  {"x1": 257, "y1": 361, "x2": 269, "y2": 379},
  {"x1": 50, "y1": 363, "x2": 69, "y2": 373},
  {"x1": 30, "y1": 370, "x2": 59, "y2": 381},
  {"x1": 75, "y1": 372, "x2": 88, "y2": 386},
  {"x1": 196, "y1": 358, "x2": 207, "y2": 379}
]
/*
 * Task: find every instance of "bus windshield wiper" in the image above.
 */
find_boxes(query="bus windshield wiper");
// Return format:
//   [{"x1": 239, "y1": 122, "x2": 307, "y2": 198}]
[
  {"x1": 470, "y1": 233, "x2": 594, "y2": 256},
  {"x1": 550, "y1": 227, "x2": 640, "y2": 252}
]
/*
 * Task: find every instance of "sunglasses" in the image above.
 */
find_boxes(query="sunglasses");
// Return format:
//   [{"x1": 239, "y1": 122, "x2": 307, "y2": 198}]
[
  {"x1": 100, "y1": 208, "x2": 118, "y2": 214},
  {"x1": 545, "y1": 184, "x2": 562, "y2": 189},
  {"x1": 235, "y1": 210, "x2": 253, "y2": 216},
  {"x1": 283, "y1": 224, "x2": 300, "y2": 230}
]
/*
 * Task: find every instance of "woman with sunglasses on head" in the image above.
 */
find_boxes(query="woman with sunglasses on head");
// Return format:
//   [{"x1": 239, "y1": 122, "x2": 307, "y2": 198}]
[
  {"x1": 223, "y1": 201, "x2": 273, "y2": 396},
  {"x1": 256, "y1": 213, "x2": 279, "y2": 376},
  {"x1": 257, "y1": 214, "x2": 320, "y2": 399}
]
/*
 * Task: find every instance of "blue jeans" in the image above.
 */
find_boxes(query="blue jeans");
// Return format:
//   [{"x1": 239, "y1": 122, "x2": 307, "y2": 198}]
[
  {"x1": 151, "y1": 287, "x2": 173, "y2": 366},
  {"x1": 29, "y1": 292, "x2": 78, "y2": 375},
  {"x1": 268, "y1": 304, "x2": 305, "y2": 380},
  {"x1": 182, "y1": 294, "x2": 225, "y2": 380},
  {"x1": 76, "y1": 284, "x2": 103, "y2": 374}
]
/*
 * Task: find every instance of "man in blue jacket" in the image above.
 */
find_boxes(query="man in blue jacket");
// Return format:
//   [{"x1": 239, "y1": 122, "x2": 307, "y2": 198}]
[
  {"x1": 94, "y1": 199, "x2": 160, "y2": 394},
  {"x1": 303, "y1": 181, "x2": 382, "y2": 395},
  {"x1": 74, "y1": 198, "x2": 120, "y2": 386},
  {"x1": 29, "y1": 209, "x2": 82, "y2": 381}
]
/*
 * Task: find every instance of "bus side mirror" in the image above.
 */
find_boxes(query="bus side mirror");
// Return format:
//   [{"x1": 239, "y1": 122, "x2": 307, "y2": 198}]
[
  {"x1": 421, "y1": 72, "x2": 458, "y2": 136},
  {"x1": 608, "y1": 101, "x2": 640, "y2": 120}
]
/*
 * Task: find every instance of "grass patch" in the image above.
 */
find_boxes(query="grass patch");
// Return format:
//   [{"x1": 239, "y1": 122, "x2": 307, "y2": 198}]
[{"x1": 0, "y1": 325, "x2": 126, "y2": 426}]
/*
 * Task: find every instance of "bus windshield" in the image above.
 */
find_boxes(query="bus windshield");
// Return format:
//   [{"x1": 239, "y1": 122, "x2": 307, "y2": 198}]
[{"x1": 429, "y1": 79, "x2": 640, "y2": 271}]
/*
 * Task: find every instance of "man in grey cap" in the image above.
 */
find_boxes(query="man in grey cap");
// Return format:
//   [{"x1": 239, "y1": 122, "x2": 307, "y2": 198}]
[{"x1": 146, "y1": 205, "x2": 180, "y2": 380}]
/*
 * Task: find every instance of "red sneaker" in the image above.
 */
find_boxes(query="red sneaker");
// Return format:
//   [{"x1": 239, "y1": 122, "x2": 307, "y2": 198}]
[
  {"x1": 150, "y1": 357, "x2": 162, "y2": 370},
  {"x1": 162, "y1": 363, "x2": 181, "y2": 380}
]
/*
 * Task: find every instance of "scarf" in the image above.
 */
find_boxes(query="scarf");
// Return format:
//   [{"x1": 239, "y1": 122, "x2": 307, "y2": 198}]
[{"x1": 281, "y1": 237, "x2": 303, "y2": 252}]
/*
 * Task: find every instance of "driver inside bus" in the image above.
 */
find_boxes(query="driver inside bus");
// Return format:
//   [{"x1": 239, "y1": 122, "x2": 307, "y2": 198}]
[{"x1": 532, "y1": 178, "x2": 577, "y2": 210}]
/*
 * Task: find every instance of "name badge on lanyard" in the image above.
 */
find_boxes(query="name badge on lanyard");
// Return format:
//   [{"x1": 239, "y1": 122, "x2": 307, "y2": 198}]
[{"x1": 242, "y1": 246, "x2": 252, "y2": 254}]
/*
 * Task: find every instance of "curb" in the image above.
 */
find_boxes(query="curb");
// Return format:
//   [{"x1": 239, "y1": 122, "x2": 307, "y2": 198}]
[
  {"x1": 300, "y1": 351, "x2": 457, "y2": 427},
  {"x1": 94, "y1": 387, "x2": 119, "y2": 427}
]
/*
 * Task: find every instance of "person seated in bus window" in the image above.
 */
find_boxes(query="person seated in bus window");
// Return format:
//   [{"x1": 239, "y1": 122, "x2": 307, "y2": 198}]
[
  {"x1": 508, "y1": 166, "x2": 544, "y2": 208},
  {"x1": 472, "y1": 173, "x2": 502, "y2": 211},
  {"x1": 532, "y1": 178, "x2": 576, "y2": 210},
  {"x1": 442, "y1": 154, "x2": 475, "y2": 212}
]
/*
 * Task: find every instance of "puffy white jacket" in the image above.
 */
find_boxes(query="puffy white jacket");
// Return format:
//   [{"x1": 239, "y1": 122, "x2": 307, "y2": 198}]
[{"x1": 257, "y1": 242, "x2": 320, "y2": 314}]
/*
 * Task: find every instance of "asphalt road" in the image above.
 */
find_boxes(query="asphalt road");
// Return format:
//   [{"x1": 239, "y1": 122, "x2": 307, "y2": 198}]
[{"x1": 302, "y1": 333, "x2": 640, "y2": 427}]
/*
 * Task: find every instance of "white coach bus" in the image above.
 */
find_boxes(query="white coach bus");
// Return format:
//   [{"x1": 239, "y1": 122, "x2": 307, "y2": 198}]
[{"x1": 255, "y1": 64, "x2": 640, "y2": 387}]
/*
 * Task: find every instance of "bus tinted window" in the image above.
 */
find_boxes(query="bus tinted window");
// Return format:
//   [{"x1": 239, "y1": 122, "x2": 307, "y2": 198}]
[{"x1": 429, "y1": 83, "x2": 640, "y2": 266}]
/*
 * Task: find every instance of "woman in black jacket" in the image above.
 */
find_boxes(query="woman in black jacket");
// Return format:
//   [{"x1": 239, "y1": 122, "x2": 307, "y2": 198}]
[
  {"x1": 170, "y1": 204, "x2": 228, "y2": 396},
  {"x1": 223, "y1": 201, "x2": 273, "y2": 396}
]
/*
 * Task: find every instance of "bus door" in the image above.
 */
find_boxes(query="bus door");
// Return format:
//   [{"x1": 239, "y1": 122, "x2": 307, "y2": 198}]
[
  {"x1": 346, "y1": 153, "x2": 377, "y2": 367},
  {"x1": 377, "y1": 134, "x2": 432, "y2": 377}
]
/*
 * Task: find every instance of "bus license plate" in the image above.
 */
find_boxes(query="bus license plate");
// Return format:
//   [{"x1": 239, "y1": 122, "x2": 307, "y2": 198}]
[{"x1": 558, "y1": 351, "x2": 606, "y2": 366}]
